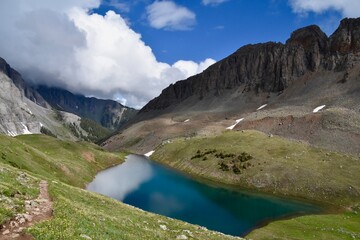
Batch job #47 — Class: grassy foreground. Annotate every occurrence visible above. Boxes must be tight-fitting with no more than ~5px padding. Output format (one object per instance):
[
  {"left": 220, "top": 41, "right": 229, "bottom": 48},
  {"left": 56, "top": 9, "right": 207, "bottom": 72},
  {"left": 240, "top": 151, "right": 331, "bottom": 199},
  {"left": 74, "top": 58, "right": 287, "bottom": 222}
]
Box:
[
  {"left": 0, "top": 134, "right": 240, "bottom": 239},
  {"left": 151, "top": 130, "right": 360, "bottom": 239}
]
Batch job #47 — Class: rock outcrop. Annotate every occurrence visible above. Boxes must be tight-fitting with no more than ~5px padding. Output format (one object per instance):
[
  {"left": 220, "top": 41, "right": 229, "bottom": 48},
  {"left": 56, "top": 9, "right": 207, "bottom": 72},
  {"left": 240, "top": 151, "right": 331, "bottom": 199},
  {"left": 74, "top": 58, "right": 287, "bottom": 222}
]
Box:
[
  {"left": 0, "top": 69, "right": 41, "bottom": 136},
  {"left": 330, "top": 18, "right": 360, "bottom": 54},
  {"left": 141, "top": 18, "right": 360, "bottom": 113}
]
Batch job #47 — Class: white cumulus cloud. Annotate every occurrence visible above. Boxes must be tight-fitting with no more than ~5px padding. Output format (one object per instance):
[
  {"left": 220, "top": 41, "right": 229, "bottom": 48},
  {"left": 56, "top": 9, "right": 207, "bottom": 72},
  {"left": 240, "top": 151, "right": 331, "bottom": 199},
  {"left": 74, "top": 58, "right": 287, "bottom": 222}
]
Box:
[
  {"left": 0, "top": 0, "right": 215, "bottom": 108},
  {"left": 202, "top": 0, "right": 228, "bottom": 6},
  {"left": 289, "top": 0, "right": 360, "bottom": 17},
  {"left": 146, "top": 1, "right": 196, "bottom": 30},
  {"left": 173, "top": 59, "right": 216, "bottom": 78}
]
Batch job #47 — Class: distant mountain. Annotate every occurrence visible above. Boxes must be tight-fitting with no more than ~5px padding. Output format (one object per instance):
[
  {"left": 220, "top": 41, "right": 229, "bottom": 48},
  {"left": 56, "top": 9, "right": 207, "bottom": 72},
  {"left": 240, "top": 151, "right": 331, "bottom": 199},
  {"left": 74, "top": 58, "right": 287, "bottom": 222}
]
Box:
[
  {"left": 37, "top": 86, "right": 138, "bottom": 130},
  {"left": 103, "top": 18, "right": 360, "bottom": 155},
  {"left": 0, "top": 57, "right": 136, "bottom": 141},
  {"left": 0, "top": 58, "right": 48, "bottom": 108},
  {"left": 0, "top": 57, "right": 73, "bottom": 138}
]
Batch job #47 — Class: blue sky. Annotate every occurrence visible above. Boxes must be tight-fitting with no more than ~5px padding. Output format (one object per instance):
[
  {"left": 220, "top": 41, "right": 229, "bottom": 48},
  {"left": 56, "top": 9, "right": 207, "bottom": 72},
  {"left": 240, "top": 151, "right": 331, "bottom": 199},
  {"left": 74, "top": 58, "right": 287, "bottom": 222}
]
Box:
[
  {"left": 94, "top": 0, "right": 343, "bottom": 64},
  {"left": 0, "top": 0, "right": 358, "bottom": 107}
]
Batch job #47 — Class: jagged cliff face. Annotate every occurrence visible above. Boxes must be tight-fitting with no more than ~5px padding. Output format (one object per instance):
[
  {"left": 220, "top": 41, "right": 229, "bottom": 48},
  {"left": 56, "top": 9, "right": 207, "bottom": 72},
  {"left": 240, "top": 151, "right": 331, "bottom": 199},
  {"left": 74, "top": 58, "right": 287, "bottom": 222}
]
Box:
[
  {"left": 330, "top": 18, "right": 360, "bottom": 54},
  {"left": 0, "top": 58, "right": 52, "bottom": 136},
  {"left": 37, "top": 86, "right": 138, "bottom": 130},
  {"left": 141, "top": 18, "right": 360, "bottom": 113},
  {"left": 0, "top": 64, "right": 80, "bottom": 138},
  {"left": 103, "top": 18, "right": 360, "bottom": 154},
  {"left": 0, "top": 71, "right": 41, "bottom": 136}
]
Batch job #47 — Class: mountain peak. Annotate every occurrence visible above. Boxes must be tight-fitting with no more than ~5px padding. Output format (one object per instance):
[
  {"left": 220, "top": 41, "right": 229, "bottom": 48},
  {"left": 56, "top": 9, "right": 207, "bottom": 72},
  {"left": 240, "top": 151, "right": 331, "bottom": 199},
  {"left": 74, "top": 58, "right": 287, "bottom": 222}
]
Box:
[
  {"left": 286, "top": 25, "right": 328, "bottom": 53},
  {"left": 330, "top": 17, "right": 360, "bottom": 54}
]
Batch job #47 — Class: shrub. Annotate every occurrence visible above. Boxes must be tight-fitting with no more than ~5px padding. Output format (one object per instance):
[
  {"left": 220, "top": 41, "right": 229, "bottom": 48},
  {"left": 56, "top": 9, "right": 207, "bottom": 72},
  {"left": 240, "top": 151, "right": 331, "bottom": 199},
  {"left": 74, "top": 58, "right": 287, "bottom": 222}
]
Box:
[
  {"left": 191, "top": 154, "right": 202, "bottom": 160},
  {"left": 233, "top": 163, "right": 242, "bottom": 174},
  {"left": 237, "top": 152, "right": 253, "bottom": 162},
  {"left": 192, "top": 149, "right": 217, "bottom": 160},
  {"left": 219, "top": 161, "right": 230, "bottom": 171},
  {"left": 40, "top": 126, "right": 57, "bottom": 138},
  {"left": 215, "top": 152, "right": 236, "bottom": 159},
  {"left": 204, "top": 149, "right": 217, "bottom": 155}
]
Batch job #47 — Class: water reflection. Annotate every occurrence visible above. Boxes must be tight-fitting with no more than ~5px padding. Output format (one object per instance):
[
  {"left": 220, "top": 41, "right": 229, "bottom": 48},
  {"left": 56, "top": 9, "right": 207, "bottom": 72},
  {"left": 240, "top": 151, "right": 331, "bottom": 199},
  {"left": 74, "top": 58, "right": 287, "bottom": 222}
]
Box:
[
  {"left": 88, "top": 154, "right": 320, "bottom": 236},
  {"left": 87, "top": 156, "right": 153, "bottom": 201}
]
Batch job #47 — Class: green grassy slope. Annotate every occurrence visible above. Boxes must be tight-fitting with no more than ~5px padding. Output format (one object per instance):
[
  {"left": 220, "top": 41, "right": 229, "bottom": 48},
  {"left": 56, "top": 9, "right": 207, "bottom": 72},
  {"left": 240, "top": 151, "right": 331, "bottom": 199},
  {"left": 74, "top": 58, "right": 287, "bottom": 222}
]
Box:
[
  {"left": 247, "top": 207, "right": 360, "bottom": 240},
  {"left": 0, "top": 134, "right": 239, "bottom": 240},
  {"left": 0, "top": 134, "right": 125, "bottom": 187}
]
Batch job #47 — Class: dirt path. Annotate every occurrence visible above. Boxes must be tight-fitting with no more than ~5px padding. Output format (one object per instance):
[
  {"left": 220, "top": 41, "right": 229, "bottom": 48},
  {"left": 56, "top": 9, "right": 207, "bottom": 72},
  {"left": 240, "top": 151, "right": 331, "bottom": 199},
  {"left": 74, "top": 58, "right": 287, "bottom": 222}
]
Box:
[{"left": 0, "top": 180, "right": 53, "bottom": 240}]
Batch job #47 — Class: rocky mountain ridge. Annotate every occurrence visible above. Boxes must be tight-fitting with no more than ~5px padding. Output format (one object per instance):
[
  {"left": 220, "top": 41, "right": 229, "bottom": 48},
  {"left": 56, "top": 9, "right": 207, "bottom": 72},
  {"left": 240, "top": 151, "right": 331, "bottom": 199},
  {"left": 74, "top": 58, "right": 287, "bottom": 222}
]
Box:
[{"left": 141, "top": 18, "right": 360, "bottom": 113}]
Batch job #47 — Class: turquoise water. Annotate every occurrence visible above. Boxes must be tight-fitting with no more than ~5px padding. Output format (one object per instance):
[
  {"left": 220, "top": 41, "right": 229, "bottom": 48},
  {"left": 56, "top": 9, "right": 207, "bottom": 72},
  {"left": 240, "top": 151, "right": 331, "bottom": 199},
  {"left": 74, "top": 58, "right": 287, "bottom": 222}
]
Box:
[{"left": 87, "top": 154, "right": 320, "bottom": 237}]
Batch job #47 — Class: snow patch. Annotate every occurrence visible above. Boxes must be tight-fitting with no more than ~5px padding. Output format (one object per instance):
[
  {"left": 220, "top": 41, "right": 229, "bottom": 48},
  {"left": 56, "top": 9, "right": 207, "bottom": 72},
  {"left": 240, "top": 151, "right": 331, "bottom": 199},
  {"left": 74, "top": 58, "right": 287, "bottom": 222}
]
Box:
[
  {"left": 235, "top": 118, "right": 244, "bottom": 124},
  {"left": 144, "top": 150, "right": 155, "bottom": 157},
  {"left": 39, "top": 122, "right": 44, "bottom": 127},
  {"left": 226, "top": 118, "right": 244, "bottom": 130},
  {"left": 313, "top": 105, "right": 326, "bottom": 113},
  {"left": 257, "top": 104, "right": 267, "bottom": 110},
  {"left": 21, "top": 123, "right": 32, "bottom": 135},
  {"left": 26, "top": 108, "right": 33, "bottom": 115},
  {"left": 7, "top": 130, "right": 17, "bottom": 137},
  {"left": 184, "top": 119, "right": 190, "bottom": 123}
]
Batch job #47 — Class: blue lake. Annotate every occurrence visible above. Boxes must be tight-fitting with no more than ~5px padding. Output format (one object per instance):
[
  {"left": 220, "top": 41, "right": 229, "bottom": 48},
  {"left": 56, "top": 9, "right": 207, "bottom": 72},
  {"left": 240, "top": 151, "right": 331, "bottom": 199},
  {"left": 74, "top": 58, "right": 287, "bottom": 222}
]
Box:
[{"left": 87, "top": 154, "right": 320, "bottom": 237}]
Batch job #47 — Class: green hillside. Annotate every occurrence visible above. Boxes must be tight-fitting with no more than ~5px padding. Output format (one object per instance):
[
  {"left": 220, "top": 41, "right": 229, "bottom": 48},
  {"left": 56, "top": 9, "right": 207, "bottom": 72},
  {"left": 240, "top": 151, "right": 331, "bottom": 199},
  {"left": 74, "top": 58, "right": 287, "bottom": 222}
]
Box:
[
  {"left": 0, "top": 134, "right": 124, "bottom": 187},
  {"left": 0, "top": 134, "right": 239, "bottom": 240}
]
